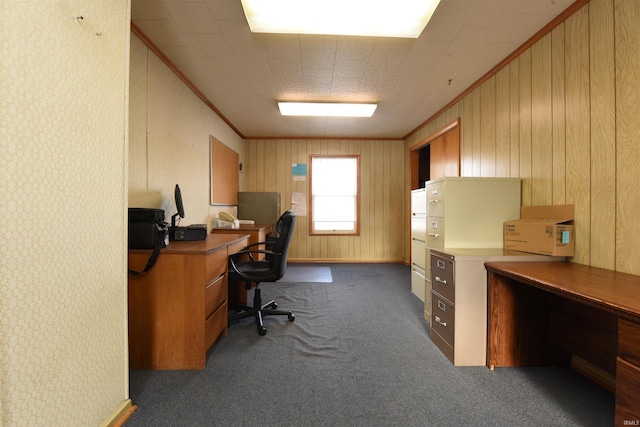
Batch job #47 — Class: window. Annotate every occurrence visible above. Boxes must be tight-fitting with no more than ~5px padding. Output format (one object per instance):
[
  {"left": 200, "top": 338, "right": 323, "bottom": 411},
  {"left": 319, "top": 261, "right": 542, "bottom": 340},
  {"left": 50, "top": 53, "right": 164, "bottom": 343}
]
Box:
[{"left": 309, "top": 155, "right": 360, "bottom": 235}]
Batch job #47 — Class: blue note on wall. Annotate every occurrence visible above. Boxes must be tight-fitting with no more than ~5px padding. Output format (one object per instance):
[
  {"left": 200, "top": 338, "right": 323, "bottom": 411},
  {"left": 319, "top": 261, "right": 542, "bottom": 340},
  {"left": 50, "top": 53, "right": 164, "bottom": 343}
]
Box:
[{"left": 292, "top": 163, "right": 307, "bottom": 176}]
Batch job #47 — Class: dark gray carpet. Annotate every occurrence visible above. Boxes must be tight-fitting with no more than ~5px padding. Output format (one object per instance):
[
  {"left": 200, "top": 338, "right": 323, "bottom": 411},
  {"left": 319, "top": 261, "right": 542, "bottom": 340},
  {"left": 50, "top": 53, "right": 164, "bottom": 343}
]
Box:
[{"left": 127, "top": 263, "right": 614, "bottom": 427}]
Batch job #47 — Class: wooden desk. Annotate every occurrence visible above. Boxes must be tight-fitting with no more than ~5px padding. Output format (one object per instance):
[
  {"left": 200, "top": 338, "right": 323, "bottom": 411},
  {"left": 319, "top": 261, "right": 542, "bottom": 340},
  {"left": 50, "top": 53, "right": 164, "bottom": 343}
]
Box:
[
  {"left": 211, "top": 223, "right": 273, "bottom": 305},
  {"left": 211, "top": 223, "right": 273, "bottom": 247},
  {"left": 485, "top": 261, "right": 640, "bottom": 425},
  {"left": 128, "top": 233, "right": 249, "bottom": 370}
]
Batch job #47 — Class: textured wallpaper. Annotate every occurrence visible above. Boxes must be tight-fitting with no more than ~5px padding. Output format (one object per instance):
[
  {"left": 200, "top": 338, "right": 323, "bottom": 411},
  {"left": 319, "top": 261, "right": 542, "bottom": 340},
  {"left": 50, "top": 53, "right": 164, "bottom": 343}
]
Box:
[{"left": 1, "top": 1, "right": 131, "bottom": 426}]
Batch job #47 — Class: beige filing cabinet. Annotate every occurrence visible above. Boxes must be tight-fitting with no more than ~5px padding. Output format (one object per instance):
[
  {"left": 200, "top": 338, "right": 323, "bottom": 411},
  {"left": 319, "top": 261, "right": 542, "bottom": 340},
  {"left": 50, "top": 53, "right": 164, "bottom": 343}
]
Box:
[
  {"left": 424, "top": 177, "right": 522, "bottom": 327},
  {"left": 425, "top": 177, "right": 522, "bottom": 248},
  {"left": 410, "top": 189, "right": 428, "bottom": 319},
  {"left": 429, "top": 248, "right": 564, "bottom": 366}
]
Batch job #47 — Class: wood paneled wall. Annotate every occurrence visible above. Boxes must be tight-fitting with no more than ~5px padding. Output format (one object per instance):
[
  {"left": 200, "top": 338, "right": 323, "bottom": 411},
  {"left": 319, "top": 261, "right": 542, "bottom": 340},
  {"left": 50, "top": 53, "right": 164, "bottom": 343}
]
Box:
[
  {"left": 405, "top": 0, "right": 640, "bottom": 275},
  {"left": 242, "top": 139, "right": 404, "bottom": 262}
]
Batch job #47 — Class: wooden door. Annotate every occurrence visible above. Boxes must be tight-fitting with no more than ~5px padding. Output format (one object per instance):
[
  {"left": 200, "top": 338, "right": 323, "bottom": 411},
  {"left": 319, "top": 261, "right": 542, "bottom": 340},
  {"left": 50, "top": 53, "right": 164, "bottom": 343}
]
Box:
[{"left": 409, "top": 119, "right": 460, "bottom": 190}]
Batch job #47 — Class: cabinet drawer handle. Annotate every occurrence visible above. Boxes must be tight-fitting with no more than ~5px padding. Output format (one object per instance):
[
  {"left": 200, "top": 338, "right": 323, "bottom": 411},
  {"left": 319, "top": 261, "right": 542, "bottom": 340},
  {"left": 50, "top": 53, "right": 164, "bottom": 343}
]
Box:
[
  {"left": 435, "top": 316, "right": 447, "bottom": 327},
  {"left": 436, "top": 260, "right": 446, "bottom": 270},
  {"left": 437, "top": 300, "right": 446, "bottom": 311},
  {"left": 434, "top": 276, "right": 447, "bottom": 285}
]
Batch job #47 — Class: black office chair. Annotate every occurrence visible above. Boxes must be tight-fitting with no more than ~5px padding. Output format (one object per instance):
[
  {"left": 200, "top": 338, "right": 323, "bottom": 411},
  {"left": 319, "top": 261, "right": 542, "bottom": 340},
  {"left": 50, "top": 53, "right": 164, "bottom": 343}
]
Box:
[
  {"left": 266, "top": 209, "right": 293, "bottom": 248},
  {"left": 228, "top": 211, "right": 297, "bottom": 336}
]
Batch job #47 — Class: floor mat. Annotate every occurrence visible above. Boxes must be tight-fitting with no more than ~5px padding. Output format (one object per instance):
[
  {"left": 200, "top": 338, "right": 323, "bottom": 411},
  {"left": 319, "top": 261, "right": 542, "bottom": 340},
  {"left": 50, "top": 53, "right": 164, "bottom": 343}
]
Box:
[{"left": 280, "top": 266, "right": 332, "bottom": 283}]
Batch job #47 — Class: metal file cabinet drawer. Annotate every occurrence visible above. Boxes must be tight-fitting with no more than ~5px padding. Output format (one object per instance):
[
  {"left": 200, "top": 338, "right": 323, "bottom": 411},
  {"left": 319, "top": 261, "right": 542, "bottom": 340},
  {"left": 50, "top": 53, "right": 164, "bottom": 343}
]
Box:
[
  {"left": 431, "top": 291, "right": 454, "bottom": 346},
  {"left": 431, "top": 252, "right": 454, "bottom": 302},
  {"left": 411, "top": 188, "right": 427, "bottom": 216},
  {"left": 412, "top": 217, "right": 427, "bottom": 243},
  {"left": 426, "top": 180, "right": 445, "bottom": 217},
  {"left": 426, "top": 248, "right": 432, "bottom": 273},
  {"left": 411, "top": 266, "right": 426, "bottom": 302},
  {"left": 426, "top": 216, "right": 444, "bottom": 248},
  {"left": 411, "top": 240, "right": 426, "bottom": 269}
]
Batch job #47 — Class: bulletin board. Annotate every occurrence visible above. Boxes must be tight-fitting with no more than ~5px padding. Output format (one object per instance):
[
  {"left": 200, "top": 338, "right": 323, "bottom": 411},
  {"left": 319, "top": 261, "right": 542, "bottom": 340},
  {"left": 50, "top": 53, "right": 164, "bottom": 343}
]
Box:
[{"left": 210, "top": 137, "right": 239, "bottom": 205}]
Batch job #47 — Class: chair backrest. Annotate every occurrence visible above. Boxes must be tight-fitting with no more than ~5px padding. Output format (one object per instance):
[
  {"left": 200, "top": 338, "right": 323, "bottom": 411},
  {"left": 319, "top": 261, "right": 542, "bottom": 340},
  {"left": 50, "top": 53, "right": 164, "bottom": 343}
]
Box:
[
  {"left": 270, "top": 211, "right": 296, "bottom": 279},
  {"left": 274, "top": 210, "right": 293, "bottom": 237}
]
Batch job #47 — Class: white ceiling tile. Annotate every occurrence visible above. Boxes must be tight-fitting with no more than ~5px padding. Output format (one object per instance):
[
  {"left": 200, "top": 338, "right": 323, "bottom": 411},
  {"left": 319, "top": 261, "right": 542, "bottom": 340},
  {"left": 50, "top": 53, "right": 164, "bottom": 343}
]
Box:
[
  {"left": 132, "top": 0, "right": 171, "bottom": 20},
  {"left": 131, "top": 0, "right": 575, "bottom": 138},
  {"left": 160, "top": 1, "right": 218, "bottom": 34},
  {"left": 186, "top": 33, "right": 230, "bottom": 57},
  {"left": 135, "top": 19, "right": 191, "bottom": 47}
]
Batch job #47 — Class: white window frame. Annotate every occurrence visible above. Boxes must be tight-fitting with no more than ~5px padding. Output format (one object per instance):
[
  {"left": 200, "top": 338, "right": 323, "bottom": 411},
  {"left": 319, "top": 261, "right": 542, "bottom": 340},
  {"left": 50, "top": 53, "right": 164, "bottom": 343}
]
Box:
[{"left": 309, "top": 154, "right": 360, "bottom": 236}]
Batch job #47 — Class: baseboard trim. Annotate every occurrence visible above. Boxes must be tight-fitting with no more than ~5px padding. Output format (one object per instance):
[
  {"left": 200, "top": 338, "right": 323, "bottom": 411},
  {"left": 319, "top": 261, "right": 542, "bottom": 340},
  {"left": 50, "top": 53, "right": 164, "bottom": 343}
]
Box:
[
  {"left": 570, "top": 355, "right": 615, "bottom": 393},
  {"left": 289, "top": 258, "right": 405, "bottom": 264},
  {"left": 101, "top": 400, "right": 137, "bottom": 427}
]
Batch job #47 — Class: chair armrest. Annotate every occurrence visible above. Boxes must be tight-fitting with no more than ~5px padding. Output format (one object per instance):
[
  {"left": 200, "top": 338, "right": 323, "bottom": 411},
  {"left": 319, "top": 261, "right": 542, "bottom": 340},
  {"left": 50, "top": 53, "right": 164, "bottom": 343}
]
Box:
[
  {"left": 228, "top": 249, "right": 281, "bottom": 282},
  {"left": 241, "top": 241, "right": 269, "bottom": 250},
  {"left": 229, "top": 248, "right": 278, "bottom": 259},
  {"left": 239, "top": 241, "right": 275, "bottom": 260}
]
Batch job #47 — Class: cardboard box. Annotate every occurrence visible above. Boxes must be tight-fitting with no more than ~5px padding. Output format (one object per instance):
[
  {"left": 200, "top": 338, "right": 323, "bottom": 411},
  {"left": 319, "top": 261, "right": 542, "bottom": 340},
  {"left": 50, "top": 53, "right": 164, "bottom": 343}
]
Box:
[{"left": 503, "top": 205, "right": 574, "bottom": 257}]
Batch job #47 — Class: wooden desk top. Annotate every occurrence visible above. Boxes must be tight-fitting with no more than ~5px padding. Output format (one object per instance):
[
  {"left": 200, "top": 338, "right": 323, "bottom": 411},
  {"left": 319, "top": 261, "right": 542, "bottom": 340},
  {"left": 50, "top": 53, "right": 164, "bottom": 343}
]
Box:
[
  {"left": 485, "top": 261, "right": 640, "bottom": 321},
  {"left": 129, "top": 233, "right": 249, "bottom": 255},
  {"left": 211, "top": 223, "right": 273, "bottom": 233}
]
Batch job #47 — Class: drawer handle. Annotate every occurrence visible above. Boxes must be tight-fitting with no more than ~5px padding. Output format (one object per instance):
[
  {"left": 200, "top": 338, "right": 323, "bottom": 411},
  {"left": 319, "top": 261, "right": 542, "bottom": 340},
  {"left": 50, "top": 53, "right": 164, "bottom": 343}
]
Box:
[
  {"left": 206, "top": 273, "right": 225, "bottom": 289},
  {"left": 435, "top": 316, "right": 447, "bottom": 327},
  {"left": 437, "top": 300, "right": 446, "bottom": 311},
  {"left": 428, "top": 233, "right": 440, "bottom": 238},
  {"left": 436, "top": 260, "right": 446, "bottom": 270},
  {"left": 434, "top": 276, "right": 447, "bottom": 285}
]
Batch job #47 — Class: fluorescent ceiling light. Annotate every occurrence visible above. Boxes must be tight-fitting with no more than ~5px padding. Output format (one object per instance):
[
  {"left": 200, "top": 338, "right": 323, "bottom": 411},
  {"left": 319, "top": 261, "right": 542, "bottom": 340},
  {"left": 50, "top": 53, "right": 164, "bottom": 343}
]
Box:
[
  {"left": 241, "top": 0, "right": 441, "bottom": 38},
  {"left": 278, "top": 102, "right": 377, "bottom": 117}
]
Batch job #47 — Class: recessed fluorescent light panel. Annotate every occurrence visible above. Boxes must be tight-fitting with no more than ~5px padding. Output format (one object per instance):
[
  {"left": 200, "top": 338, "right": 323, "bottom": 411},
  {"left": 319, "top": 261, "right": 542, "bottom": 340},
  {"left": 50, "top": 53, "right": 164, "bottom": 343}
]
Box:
[
  {"left": 278, "top": 102, "right": 377, "bottom": 117},
  {"left": 241, "top": 0, "right": 441, "bottom": 38}
]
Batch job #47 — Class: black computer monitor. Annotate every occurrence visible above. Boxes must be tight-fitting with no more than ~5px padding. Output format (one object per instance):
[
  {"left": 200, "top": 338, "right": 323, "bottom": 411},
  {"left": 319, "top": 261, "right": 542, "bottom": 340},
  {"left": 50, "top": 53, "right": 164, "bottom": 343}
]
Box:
[{"left": 171, "top": 184, "right": 185, "bottom": 229}]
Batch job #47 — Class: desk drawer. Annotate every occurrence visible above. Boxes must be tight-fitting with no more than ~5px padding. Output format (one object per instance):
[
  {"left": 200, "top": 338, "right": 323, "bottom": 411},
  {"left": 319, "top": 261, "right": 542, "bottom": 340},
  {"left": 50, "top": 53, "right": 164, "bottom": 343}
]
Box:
[
  {"left": 431, "top": 253, "right": 454, "bottom": 302},
  {"left": 227, "top": 240, "right": 248, "bottom": 256},
  {"left": 205, "top": 249, "right": 227, "bottom": 284},
  {"left": 205, "top": 302, "right": 227, "bottom": 351},
  {"left": 431, "top": 291, "right": 454, "bottom": 346},
  {"left": 616, "top": 357, "right": 640, "bottom": 425},
  {"left": 205, "top": 274, "right": 226, "bottom": 318},
  {"left": 619, "top": 318, "right": 640, "bottom": 366}
]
